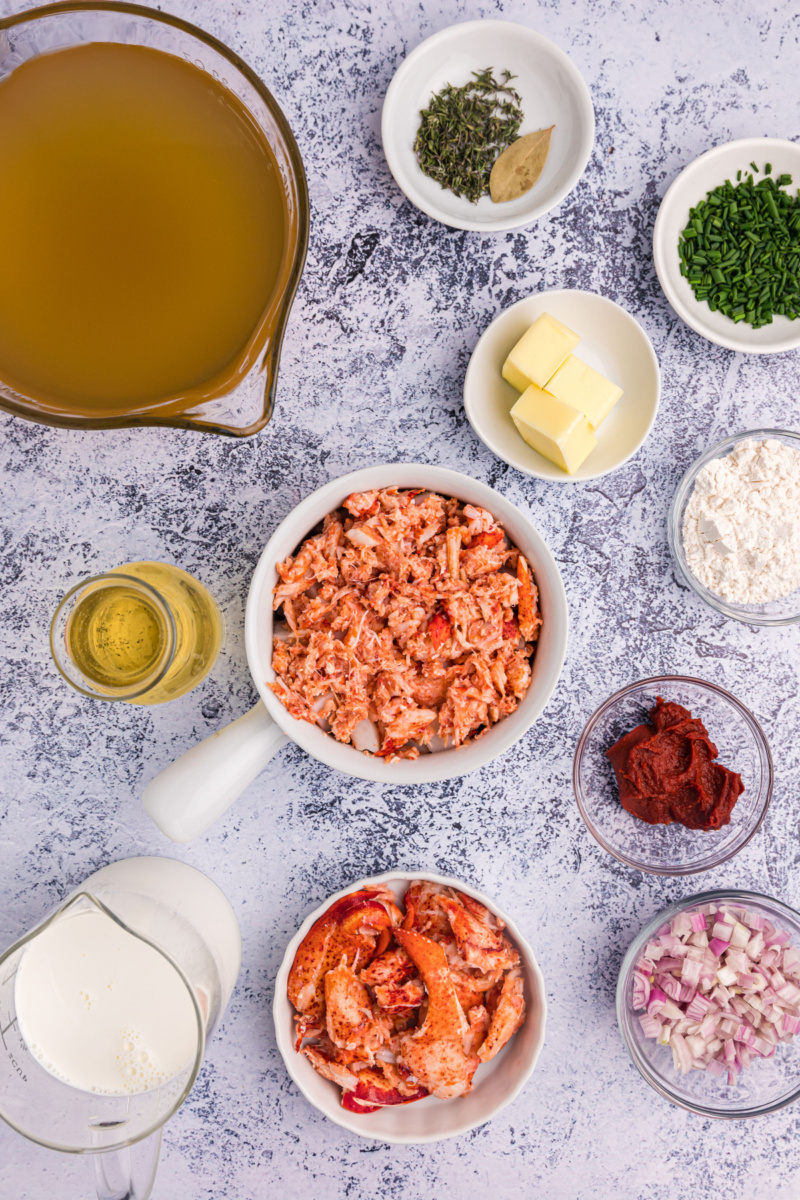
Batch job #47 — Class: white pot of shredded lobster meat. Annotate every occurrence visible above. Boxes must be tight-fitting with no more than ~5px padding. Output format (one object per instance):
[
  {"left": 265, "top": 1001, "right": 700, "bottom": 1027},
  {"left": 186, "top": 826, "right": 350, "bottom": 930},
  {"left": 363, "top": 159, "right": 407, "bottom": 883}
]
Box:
[
  {"left": 143, "top": 464, "right": 569, "bottom": 841},
  {"left": 273, "top": 870, "right": 547, "bottom": 1143}
]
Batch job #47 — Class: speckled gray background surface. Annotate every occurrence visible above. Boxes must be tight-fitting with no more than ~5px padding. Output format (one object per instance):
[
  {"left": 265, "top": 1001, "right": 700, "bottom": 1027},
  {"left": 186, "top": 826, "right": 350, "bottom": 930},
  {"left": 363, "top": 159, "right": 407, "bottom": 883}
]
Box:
[{"left": 1, "top": 0, "right": 800, "bottom": 1196}]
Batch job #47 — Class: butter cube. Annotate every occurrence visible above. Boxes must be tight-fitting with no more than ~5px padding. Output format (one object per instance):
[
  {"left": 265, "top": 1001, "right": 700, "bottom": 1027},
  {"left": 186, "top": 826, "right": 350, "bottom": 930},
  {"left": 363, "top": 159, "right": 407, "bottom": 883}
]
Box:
[
  {"left": 502, "top": 313, "right": 580, "bottom": 391},
  {"left": 510, "top": 384, "right": 597, "bottom": 474},
  {"left": 545, "top": 355, "right": 623, "bottom": 430}
]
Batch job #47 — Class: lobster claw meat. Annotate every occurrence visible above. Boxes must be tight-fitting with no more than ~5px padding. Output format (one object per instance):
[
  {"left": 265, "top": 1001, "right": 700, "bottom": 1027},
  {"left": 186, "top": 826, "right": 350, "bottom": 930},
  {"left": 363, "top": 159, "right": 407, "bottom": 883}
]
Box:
[
  {"left": 478, "top": 966, "right": 526, "bottom": 1063},
  {"left": 293, "top": 1013, "right": 324, "bottom": 1053},
  {"left": 288, "top": 887, "right": 401, "bottom": 1018},
  {"left": 404, "top": 880, "right": 452, "bottom": 940},
  {"left": 359, "top": 945, "right": 415, "bottom": 987},
  {"left": 435, "top": 892, "right": 520, "bottom": 976},
  {"left": 324, "top": 957, "right": 388, "bottom": 1059},
  {"left": 373, "top": 977, "right": 426, "bottom": 1012},
  {"left": 301, "top": 1045, "right": 360, "bottom": 1091},
  {"left": 393, "top": 927, "right": 478, "bottom": 1100}
]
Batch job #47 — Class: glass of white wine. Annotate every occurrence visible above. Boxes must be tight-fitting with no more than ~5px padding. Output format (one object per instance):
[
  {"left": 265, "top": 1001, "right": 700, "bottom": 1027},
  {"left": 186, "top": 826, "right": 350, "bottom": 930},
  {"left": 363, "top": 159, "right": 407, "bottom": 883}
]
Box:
[{"left": 50, "top": 562, "right": 223, "bottom": 704}]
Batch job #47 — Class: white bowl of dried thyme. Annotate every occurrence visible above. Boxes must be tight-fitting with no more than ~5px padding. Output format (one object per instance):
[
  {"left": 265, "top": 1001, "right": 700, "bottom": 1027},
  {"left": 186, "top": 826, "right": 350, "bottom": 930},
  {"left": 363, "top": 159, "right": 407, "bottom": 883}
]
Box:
[{"left": 381, "top": 19, "right": 594, "bottom": 233}]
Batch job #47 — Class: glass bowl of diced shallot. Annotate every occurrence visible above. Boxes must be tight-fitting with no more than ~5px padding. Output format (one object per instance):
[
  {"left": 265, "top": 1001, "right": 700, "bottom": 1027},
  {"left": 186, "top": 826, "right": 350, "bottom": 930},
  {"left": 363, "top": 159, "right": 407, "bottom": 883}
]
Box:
[{"left": 618, "top": 890, "right": 800, "bottom": 1118}]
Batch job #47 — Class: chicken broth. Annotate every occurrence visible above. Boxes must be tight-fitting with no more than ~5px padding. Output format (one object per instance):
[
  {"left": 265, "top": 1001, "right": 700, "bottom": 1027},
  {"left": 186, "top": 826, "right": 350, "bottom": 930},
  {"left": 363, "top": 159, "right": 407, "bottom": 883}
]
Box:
[{"left": 0, "top": 42, "right": 287, "bottom": 415}]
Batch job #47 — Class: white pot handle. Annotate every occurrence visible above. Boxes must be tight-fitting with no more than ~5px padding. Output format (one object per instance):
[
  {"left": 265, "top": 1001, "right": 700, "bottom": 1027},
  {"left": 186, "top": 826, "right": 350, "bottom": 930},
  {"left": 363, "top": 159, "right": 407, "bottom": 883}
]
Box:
[{"left": 142, "top": 701, "right": 289, "bottom": 842}]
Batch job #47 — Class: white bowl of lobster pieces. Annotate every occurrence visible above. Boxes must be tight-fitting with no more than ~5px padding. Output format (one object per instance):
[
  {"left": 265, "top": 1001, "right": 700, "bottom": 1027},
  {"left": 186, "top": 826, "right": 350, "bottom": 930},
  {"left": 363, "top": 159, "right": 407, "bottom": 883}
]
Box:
[
  {"left": 144, "top": 464, "right": 568, "bottom": 842},
  {"left": 273, "top": 870, "right": 547, "bottom": 1143}
]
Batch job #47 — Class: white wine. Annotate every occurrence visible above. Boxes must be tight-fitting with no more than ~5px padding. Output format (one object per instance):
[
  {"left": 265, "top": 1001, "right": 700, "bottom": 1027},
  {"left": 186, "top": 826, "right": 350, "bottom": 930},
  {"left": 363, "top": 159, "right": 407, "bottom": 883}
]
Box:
[{"left": 65, "top": 562, "right": 222, "bottom": 704}]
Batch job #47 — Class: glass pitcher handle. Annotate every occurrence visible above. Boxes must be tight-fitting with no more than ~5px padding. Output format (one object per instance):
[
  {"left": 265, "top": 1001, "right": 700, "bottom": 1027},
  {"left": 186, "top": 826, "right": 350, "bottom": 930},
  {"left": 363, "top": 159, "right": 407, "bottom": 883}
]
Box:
[{"left": 92, "top": 1129, "right": 162, "bottom": 1200}]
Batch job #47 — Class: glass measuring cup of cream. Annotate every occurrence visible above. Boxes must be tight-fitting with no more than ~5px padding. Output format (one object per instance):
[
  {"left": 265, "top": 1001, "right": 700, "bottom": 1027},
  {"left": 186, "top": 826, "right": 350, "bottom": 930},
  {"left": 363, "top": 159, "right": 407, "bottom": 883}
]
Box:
[
  {"left": 0, "top": 856, "right": 241, "bottom": 1200},
  {"left": 50, "top": 561, "right": 223, "bottom": 704}
]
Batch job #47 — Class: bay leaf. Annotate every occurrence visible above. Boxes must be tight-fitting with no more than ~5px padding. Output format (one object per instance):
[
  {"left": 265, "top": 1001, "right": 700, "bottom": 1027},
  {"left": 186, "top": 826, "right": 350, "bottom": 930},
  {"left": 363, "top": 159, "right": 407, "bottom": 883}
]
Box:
[{"left": 490, "top": 126, "right": 555, "bottom": 203}]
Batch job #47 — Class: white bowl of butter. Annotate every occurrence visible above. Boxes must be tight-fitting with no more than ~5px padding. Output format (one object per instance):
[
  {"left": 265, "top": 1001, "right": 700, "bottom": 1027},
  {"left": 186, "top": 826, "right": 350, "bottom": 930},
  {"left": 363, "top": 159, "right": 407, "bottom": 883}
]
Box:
[{"left": 464, "top": 289, "right": 661, "bottom": 482}]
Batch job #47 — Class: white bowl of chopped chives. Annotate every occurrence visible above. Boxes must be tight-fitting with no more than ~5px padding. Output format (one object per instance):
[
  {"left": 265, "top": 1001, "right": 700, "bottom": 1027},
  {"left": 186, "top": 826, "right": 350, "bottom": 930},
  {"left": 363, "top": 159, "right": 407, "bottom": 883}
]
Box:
[
  {"left": 654, "top": 137, "right": 800, "bottom": 354},
  {"left": 381, "top": 19, "right": 594, "bottom": 233}
]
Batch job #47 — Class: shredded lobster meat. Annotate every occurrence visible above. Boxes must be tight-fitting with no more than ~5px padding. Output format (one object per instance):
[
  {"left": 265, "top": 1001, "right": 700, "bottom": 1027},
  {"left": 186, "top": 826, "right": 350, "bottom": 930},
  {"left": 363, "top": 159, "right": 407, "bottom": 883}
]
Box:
[
  {"left": 288, "top": 882, "right": 527, "bottom": 1109},
  {"left": 268, "top": 488, "right": 541, "bottom": 760}
]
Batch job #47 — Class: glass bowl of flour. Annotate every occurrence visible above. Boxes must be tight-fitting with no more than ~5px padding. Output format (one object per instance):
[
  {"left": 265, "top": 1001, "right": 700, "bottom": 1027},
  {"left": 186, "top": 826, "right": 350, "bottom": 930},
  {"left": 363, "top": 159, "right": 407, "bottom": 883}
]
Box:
[{"left": 669, "top": 429, "right": 800, "bottom": 626}]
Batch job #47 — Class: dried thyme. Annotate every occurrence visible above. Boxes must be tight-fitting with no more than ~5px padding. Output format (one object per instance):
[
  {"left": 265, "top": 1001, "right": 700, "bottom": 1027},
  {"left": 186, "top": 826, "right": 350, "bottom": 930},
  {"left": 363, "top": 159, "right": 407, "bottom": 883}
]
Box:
[
  {"left": 413, "top": 68, "right": 523, "bottom": 204},
  {"left": 678, "top": 165, "right": 800, "bottom": 328}
]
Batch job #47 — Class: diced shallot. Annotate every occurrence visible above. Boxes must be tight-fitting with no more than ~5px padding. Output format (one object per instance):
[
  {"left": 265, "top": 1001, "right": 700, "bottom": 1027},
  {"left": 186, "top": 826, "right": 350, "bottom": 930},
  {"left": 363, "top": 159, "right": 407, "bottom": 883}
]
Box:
[
  {"left": 681, "top": 958, "right": 702, "bottom": 987},
  {"left": 632, "top": 971, "right": 650, "bottom": 1009},
  {"left": 670, "top": 1032, "right": 693, "bottom": 1074},
  {"left": 729, "top": 923, "right": 751, "bottom": 949},
  {"left": 746, "top": 932, "right": 765, "bottom": 960},
  {"left": 671, "top": 913, "right": 693, "bottom": 939},
  {"left": 783, "top": 948, "right": 800, "bottom": 974},
  {"left": 632, "top": 903, "right": 800, "bottom": 1085},
  {"left": 659, "top": 974, "right": 682, "bottom": 1002},
  {"left": 777, "top": 982, "right": 800, "bottom": 1006},
  {"left": 638, "top": 1013, "right": 662, "bottom": 1038},
  {"left": 686, "top": 994, "right": 713, "bottom": 1022}
]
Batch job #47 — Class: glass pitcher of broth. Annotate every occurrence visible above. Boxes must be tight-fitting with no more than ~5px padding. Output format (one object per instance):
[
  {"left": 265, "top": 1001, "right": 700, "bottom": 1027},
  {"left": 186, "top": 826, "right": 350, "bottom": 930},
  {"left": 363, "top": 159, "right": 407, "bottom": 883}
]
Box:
[
  {"left": 0, "top": 2, "right": 308, "bottom": 437},
  {"left": 0, "top": 856, "right": 241, "bottom": 1200},
  {"left": 50, "top": 561, "right": 223, "bottom": 704}
]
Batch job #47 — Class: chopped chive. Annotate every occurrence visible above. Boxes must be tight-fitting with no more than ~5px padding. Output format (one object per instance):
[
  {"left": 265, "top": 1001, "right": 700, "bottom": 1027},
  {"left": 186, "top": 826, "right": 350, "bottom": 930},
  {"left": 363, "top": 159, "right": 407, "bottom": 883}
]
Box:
[{"left": 678, "top": 167, "right": 800, "bottom": 329}]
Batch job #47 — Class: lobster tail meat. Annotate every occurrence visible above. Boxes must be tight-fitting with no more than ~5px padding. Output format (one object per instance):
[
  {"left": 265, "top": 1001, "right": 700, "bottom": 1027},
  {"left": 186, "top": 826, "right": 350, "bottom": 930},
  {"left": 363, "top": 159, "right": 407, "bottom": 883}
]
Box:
[{"left": 477, "top": 967, "right": 526, "bottom": 1063}]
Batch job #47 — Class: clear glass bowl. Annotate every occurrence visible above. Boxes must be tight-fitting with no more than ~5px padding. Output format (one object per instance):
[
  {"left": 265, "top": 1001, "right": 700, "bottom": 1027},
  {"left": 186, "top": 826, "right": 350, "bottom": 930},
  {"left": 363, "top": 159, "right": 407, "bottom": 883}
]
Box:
[
  {"left": 668, "top": 428, "right": 800, "bottom": 625},
  {"left": 573, "top": 676, "right": 772, "bottom": 875},
  {"left": 618, "top": 889, "right": 800, "bottom": 1118}
]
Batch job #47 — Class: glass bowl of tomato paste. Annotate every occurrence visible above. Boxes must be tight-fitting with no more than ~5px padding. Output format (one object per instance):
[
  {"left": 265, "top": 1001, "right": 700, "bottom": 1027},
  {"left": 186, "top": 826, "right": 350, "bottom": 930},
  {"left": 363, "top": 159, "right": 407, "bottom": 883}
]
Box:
[
  {"left": 573, "top": 676, "right": 772, "bottom": 876},
  {"left": 618, "top": 889, "right": 800, "bottom": 1117}
]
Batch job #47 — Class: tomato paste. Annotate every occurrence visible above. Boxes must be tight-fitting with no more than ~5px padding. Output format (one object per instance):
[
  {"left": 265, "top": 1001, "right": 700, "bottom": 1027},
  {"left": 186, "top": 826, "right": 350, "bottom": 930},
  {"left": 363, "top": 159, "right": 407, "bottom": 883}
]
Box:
[{"left": 606, "top": 697, "right": 744, "bottom": 831}]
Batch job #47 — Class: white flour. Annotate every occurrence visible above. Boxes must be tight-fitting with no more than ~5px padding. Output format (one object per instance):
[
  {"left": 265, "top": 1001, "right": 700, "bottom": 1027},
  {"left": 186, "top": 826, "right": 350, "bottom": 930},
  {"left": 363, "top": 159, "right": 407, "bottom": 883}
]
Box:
[{"left": 682, "top": 437, "right": 800, "bottom": 605}]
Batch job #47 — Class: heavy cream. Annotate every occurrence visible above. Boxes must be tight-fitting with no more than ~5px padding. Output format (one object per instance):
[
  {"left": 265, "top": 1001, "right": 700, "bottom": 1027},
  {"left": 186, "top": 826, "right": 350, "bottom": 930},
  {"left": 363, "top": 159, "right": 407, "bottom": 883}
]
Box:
[{"left": 15, "top": 905, "right": 199, "bottom": 1096}]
